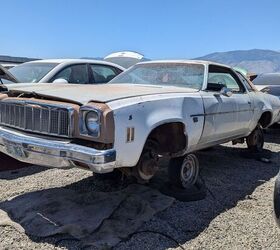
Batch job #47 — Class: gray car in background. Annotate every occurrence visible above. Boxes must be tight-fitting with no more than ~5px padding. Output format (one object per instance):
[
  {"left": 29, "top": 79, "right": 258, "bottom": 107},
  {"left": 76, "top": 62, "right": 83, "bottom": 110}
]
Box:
[{"left": 253, "top": 73, "right": 280, "bottom": 99}]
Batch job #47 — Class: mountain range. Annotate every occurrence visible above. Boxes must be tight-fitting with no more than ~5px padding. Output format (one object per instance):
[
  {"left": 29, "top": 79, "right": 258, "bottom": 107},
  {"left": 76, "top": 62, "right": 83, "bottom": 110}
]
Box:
[
  {"left": 1, "top": 49, "right": 280, "bottom": 74},
  {"left": 195, "top": 49, "right": 280, "bottom": 74}
]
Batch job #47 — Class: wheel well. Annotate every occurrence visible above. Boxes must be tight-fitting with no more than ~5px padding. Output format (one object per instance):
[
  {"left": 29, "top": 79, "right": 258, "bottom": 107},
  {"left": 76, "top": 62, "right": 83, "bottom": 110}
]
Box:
[
  {"left": 147, "top": 122, "right": 187, "bottom": 155},
  {"left": 259, "top": 112, "right": 272, "bottom": 128}
]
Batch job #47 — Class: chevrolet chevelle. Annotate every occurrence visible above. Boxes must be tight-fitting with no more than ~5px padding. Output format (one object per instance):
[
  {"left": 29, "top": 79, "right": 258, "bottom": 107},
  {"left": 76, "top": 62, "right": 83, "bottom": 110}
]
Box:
[{"left": 0, "top": 60, "right": 280, "bottom": 188}]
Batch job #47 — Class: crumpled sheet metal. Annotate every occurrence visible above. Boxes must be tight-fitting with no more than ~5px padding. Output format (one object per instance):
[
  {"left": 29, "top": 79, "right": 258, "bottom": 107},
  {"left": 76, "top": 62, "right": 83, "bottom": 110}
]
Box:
[{"left": 0, "top": 184, "right": 174, "bottom": 248}]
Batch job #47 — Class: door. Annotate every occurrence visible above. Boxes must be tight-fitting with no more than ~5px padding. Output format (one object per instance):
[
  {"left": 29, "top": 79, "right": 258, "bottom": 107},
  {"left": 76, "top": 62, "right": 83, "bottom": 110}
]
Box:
[
  {"left": 235, "top": 71, "right": 255, "bottom": 132},
  {"left": 199, "top": 65, "right": 252, "bottom": 144}
]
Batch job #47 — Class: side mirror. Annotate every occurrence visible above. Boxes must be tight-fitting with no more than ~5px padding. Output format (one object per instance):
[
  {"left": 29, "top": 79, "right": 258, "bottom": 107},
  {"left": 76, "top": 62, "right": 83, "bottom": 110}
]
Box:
[
  {"left": 220, "top": 87, "right": 233, "bottom": 97},
  {"left": 53, "top": 78, "right": 68, "bottom": 84}
]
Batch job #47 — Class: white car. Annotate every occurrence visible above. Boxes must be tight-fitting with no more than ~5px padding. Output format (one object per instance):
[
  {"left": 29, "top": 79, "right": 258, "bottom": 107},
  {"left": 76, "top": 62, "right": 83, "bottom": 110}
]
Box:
[
  {"left": 0, "top": 60, "right": 280, "bottom": 188},
  {"left": 4, "top": 59, "right": 124, "bottom": 84}
]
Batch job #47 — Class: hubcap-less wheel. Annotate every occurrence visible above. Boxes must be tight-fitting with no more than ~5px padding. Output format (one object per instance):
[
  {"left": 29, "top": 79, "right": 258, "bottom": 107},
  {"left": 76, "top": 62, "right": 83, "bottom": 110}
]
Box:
[
  {"left": 133, "top": 139, "right": 159, "bottom": 183},
  {"left": 137, "top": 153, "right": 158, "bottom": 181},
  {"left": 246, "top": 125, "right": 264, "bottom": 152},
  {"left": 168, "top": 153, "right": 199, "bottom": 189}
]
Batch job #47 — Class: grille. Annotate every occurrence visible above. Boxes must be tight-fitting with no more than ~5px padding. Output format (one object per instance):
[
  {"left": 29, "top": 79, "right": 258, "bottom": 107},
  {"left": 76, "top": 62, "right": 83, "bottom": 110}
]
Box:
[{"left": 0, "top": 102, "right": 72, "bottom": 137}]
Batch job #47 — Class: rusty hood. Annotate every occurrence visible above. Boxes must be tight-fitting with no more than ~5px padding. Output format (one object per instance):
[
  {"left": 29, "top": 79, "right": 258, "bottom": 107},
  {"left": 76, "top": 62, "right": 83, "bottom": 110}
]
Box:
[{"left": 6, "top": 83, "right": 198, "bottom": 105}]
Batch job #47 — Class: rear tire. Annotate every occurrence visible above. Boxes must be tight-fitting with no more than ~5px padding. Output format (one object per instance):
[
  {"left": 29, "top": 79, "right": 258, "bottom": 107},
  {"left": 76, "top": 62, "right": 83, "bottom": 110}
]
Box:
[
  {"left": 246, "top": 125, "right": 264, "bottom": 152},
  {"left": 168, "top": 154, "right": 199, "bottom": 189}
]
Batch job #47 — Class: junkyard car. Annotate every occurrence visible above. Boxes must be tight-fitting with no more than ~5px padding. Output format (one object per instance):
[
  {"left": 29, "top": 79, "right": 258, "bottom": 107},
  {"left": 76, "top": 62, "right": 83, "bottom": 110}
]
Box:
[
  {"left": 253, "top": 73, "right": 280, "bottom": 99},
  {"left": 3, "top": 59, "right": 124, "bottom": 84},
  {"left": 0, "top": 60, "right": 280, "bottom": 187}
]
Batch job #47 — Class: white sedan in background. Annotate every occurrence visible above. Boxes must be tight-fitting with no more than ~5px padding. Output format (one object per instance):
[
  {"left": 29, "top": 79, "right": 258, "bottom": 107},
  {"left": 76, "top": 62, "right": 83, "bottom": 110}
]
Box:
[{"left": 3, "top": 59, "right": 124, "bottom": 84}]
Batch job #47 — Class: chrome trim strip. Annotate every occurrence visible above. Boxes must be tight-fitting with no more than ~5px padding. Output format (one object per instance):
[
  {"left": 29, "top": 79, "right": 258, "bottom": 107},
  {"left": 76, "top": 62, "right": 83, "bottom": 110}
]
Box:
[
  {"left": 0, "top": 126, "right": 116, "bottom": 173},
  {"left": 190, "top": 109, "right": 254, "bottom": 117}
]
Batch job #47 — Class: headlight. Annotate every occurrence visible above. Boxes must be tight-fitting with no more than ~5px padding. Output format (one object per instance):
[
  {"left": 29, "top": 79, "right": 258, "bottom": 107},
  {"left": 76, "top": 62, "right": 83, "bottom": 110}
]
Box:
[{"left": 85, "top": 111, "right": 100, "bottom": 137}]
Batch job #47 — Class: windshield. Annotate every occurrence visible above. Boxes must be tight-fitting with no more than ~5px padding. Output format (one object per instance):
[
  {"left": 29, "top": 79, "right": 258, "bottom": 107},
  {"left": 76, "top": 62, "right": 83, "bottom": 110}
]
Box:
[
  {"left": 110, "top": 63, "right": 205, "bottom": 90},
  {"left": 6, "top": 62, "right": 58, "bottom": 83}
]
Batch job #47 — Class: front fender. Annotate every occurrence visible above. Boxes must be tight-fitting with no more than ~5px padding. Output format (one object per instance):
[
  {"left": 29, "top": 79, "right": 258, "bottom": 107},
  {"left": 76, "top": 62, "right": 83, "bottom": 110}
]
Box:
[
  {"left": 252, "top": 92, "right": 280, "bottom": 127},
  {"left": 262, "top": 93, "right": 280, "bottom": 125},
  {"left": 110, "top": 94, "right": 204, "bottom": 167}
]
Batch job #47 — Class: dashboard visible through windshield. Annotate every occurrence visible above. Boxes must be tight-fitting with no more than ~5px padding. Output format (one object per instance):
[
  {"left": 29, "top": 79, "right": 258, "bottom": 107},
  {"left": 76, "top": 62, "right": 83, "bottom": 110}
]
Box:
[
  {"left": 110, "top": 63, "right": 205, "bottom": 90},
  {"left": 5, "top": 62, "right": 58, "bottom": 83}
]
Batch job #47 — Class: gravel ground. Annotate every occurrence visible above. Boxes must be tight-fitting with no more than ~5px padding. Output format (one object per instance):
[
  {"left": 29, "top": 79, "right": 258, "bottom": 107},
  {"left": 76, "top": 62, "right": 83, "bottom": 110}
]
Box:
[{"left": 0, "top": 129, "right": 279, "bottom": 250}]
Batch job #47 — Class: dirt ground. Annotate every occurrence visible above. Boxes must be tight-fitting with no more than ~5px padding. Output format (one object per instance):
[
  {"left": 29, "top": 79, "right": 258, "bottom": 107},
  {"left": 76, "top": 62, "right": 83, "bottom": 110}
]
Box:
[{"left": 0, "top": 129, "right": 280, "bottom": 250}]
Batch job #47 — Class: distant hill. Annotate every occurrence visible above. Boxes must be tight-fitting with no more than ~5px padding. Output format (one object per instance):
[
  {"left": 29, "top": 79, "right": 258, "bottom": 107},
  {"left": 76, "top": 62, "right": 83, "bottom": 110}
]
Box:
[
  {"left": 195, "top": 49, "right": 280, "bottom": 74},
  {"left": 0, "top": 55, "right": 39, "bottom": 64}
]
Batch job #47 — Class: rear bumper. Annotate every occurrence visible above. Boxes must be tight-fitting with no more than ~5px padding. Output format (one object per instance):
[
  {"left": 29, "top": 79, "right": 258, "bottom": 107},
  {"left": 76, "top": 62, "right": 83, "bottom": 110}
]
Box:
[{"left": 0, "top": 126, "right": 116, "bottom": 173}]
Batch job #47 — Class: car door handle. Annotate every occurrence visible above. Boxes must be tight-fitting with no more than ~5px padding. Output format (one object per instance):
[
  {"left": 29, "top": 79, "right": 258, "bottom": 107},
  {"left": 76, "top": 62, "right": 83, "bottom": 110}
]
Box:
[{"left": 248, "top": 101, "right": 251, "bottom": 105}]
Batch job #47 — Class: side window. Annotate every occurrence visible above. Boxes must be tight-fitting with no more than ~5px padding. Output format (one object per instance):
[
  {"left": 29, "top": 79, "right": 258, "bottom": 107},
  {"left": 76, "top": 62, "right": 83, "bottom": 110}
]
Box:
[
  {"left": 52, "top": 64, "right": 88, "bottom": 84},
  {"left": 90, "top": 64, "right": 120, "bottom": 83},
  {"left": 207, "top": 65, "right": 245, "bottom": 93},
  {"left": 236, "top": 72, "right": 254, "bottom": 92}
]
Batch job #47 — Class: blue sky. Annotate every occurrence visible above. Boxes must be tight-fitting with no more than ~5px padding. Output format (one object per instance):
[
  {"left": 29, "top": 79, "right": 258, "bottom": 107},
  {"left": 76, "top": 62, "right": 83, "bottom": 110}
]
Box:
[{"left": 1, "top": 0, "right": 280, "bottom": 59}]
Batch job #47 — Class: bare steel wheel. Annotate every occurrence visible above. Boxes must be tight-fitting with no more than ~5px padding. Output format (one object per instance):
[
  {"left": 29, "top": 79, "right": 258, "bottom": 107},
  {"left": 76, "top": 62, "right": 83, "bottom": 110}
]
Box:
[
  {"left": 246, "top": 125, "right": 264, "bottom": 152},
  {"left": 133, "top": 139, "right": 159, "bottom": 183},
  {"left": 168, "top": 153, "right": 199, "bottom": 189}
]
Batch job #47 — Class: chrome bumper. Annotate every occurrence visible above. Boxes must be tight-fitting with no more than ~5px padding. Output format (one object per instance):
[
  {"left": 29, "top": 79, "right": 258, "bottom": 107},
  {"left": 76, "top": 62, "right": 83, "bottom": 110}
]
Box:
[{"left": 0, "top": 126, "right": 116, "bottom": 173}]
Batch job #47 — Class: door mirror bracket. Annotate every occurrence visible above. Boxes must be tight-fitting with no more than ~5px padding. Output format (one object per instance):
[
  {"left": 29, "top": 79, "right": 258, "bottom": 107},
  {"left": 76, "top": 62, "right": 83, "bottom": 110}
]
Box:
[{"left": 220, "top": 87, "right": 233, "bottom": 97}]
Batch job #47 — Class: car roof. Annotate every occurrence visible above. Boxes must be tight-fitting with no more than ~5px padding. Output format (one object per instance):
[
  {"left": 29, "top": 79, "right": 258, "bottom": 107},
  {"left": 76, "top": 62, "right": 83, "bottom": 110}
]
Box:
[
  {"left": 23, "top": 59, "right": 125, "bottom": 70},
  {"left": 136, "top": 59, "right": 231, "bottom": 68}
]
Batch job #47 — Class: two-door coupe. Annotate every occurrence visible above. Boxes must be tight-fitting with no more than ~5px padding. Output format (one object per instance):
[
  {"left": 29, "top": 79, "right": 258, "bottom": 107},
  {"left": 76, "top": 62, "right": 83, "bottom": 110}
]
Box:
[{"left": 0, "top": 60, "right": 279, "bottom": 187}]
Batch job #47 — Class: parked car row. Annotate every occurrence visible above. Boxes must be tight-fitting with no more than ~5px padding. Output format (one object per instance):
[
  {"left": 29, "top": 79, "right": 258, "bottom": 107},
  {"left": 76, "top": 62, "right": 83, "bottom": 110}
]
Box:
[
  {"left": 2, "top": 56, "right": 280, "bottom": 225},
  {"left": 0, "top": 59, "right": 280, "bottom": 187}
]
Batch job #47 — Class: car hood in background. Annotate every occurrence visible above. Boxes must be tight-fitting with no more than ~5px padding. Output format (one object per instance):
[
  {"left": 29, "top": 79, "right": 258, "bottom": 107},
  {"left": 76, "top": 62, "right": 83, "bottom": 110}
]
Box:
[
  {"left": 104, "top": 51, "right": 150, "bottom": 68},
  {"left": 7, "top": 83, "right": 198, "bottom": 104}
]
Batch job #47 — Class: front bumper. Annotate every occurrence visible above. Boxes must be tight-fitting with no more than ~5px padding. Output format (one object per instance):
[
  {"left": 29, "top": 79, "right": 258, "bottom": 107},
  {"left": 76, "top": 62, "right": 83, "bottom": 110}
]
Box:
[{"left": 0, "top": 126, "right": 116, "bottom": 173}]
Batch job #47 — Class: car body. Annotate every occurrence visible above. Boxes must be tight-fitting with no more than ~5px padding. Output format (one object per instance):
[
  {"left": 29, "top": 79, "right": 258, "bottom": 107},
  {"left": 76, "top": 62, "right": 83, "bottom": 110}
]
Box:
[
  {"left": 253, "top": 73, "right": 280, "bottom": 99},
  {"left": 0, "top": 60, "right": 280, "bottom": 185},
  {"left": 3, "top": 59, "right": 124, "bottom": 85}
]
